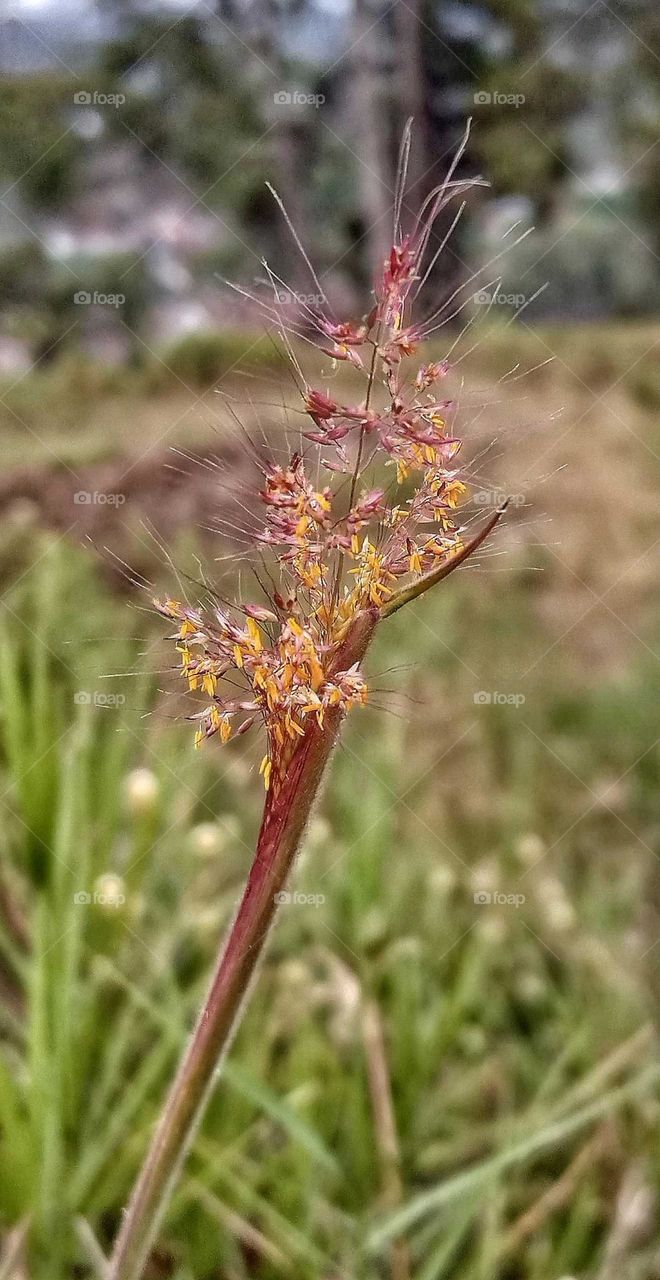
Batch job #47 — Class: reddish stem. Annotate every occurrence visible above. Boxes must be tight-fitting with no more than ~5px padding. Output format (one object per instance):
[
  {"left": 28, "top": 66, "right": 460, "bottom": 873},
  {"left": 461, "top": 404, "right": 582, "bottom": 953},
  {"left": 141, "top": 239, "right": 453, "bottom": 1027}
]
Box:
[{"left": 108, "top": 607, "right": 378, "bottom": 1280}]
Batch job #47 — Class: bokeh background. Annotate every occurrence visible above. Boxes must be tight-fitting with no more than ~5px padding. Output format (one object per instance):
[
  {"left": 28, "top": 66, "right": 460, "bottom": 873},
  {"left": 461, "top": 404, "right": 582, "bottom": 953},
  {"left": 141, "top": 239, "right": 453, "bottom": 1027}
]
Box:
[{"left": 1, "top": 2, "right": 660, "bottom": 1278}]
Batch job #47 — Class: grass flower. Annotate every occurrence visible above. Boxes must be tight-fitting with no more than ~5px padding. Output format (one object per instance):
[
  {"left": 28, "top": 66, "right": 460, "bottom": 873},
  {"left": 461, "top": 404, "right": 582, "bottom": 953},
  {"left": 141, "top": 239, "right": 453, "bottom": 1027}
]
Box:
[{"left": 108, "top": 125, "right": 506, "bottom": 1280}]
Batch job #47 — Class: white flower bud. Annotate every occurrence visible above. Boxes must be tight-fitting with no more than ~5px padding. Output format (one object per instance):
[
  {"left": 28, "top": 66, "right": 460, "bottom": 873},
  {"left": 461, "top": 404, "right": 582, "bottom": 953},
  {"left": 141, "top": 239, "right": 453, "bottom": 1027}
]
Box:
[
  {"left": 93, "top": 872, "right": 126, "bottom": 910},
  {"left": 515, "top": 833, "right": 545, "bottom": 865},
  {"left": 189, "top": 823, "right": 226, "bottom": 857},
  {"left": 123, "top": 768, "right": 159, "bottom": 816}
]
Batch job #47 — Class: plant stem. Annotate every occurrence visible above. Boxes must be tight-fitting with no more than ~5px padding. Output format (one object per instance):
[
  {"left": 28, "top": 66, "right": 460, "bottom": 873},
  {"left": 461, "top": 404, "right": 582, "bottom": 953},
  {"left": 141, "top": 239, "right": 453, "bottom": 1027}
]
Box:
[
  {"left": 381, "top": 503, "right": 507, "bottom": 618},
  {"left": 107, "top": 607, "right": 378, "bottom": 1280}
]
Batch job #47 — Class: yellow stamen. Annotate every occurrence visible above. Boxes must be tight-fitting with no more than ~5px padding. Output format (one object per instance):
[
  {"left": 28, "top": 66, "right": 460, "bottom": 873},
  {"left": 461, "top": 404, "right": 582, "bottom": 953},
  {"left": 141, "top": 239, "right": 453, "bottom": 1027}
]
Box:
[
  {"left": 259, "top": 755, "right": 272, "bottom": 789},
  {"left": 246, "top": 616, "right": 263, "bottom": 651}
]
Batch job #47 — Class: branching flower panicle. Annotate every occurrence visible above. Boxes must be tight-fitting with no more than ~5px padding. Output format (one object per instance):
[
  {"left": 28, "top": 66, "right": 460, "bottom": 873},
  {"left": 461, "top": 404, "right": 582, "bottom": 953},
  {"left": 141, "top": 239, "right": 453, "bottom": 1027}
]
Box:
[{"left": 155, "top": 131, "right": 503, "bottom": 794}]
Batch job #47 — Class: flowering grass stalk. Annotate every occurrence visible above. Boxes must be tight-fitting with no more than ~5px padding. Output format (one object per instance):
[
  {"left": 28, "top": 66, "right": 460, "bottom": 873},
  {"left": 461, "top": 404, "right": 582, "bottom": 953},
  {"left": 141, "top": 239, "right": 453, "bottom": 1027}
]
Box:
[{"left": 108, "top": 127, "right": 505, "bottom": 1280}]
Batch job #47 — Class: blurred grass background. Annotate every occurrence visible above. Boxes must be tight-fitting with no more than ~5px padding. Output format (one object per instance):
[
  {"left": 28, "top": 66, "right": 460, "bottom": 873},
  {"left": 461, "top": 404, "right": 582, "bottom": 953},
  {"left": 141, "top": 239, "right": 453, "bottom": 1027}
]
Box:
[
  {"left": 2, "top": 0, "right": 660, "bottom": 1273},
  {"left": 0, "top": 322, "right": 659, "bottom": 1278}
]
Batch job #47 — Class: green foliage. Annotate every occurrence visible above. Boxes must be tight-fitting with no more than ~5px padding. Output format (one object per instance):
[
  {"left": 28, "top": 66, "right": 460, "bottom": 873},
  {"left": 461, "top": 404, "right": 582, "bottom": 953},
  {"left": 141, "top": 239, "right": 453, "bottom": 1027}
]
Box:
[
  {"left": 0, "top": 479, "right": 657, "bottom": 1277},
  {"left": 155, "top": 329, "right": 286, "bottom": 389},
  {"left": 477, "top": 205, "right": 660, "bottom": 319},
  {"left": 0, "top": 75, "right": 79, "bottom": 208},
  {"left": 100, "top": 17, "right": 267, "bottom": 206}
]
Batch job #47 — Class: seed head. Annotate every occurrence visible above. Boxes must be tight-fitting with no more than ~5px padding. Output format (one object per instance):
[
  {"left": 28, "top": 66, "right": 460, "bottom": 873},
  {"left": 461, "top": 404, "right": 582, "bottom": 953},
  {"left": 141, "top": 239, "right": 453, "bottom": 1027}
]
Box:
[{"left": 155, "top": 134, "right": 503, "bottom": 789}]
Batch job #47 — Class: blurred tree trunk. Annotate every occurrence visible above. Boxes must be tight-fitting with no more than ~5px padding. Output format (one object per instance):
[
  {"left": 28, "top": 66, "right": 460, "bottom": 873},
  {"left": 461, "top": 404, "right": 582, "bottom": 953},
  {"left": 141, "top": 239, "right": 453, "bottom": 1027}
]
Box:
[
  {"left": 394, "top": 0, "right": 470, "bottom": 305},
  {"left": 349, "top": 0, "right": 394, "bottom": 289},
  {"left": 218, "top": 0, "right": 312, "bottom": 290},
  {"left": 394, "top": 0, "right": 429, "bottom": 197},
  {"left": 347, "top": 0, "right": 471, "bottom": 307}
]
